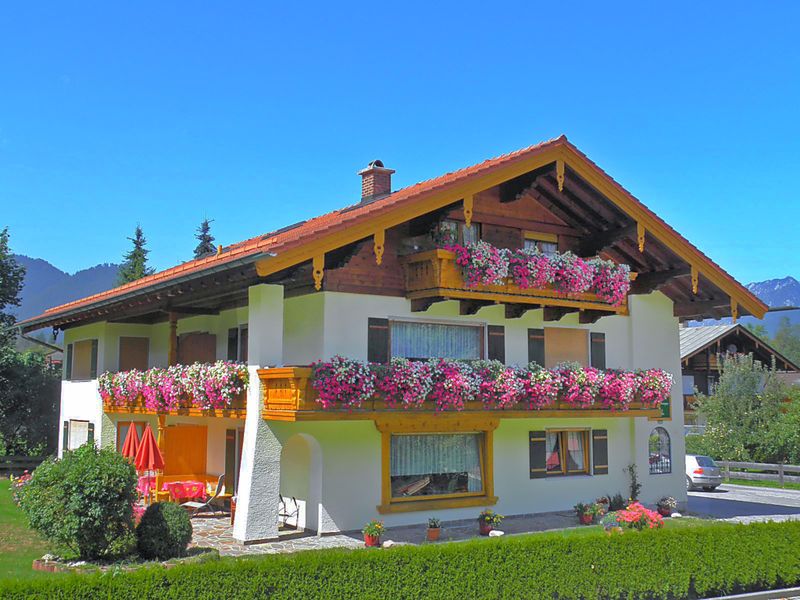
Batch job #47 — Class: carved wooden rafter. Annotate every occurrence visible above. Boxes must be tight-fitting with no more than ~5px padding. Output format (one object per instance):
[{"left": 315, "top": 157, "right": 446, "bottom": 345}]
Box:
[
  {"left": 504, "top": 303, "right": 536, "bottom": 319},
  {"left": 312, "top": 254, "right": 325, "bottom": 291},
  {"left": 579, "top": 310, "right": 607, "bottom": 324},
  {"left": 543, "top": 306, "right": 578, "bottom": 322},
  {"left": 463, "top": 195, "right": 474, "bottom": 228},
  {"left": 629, "top": 265, "right": 691, "bottom": 295},
  {"left": 459, "top": 299, "right": 493, "bottom": 316},
  {"left": 373, "top": 229, "right": 385, "bottom": 265},
  {"left": 674, "top": 299, "right": 730, "bottom": 318},
  {"left": 579, "top": 223, "right": 638, "bottom": 256}
]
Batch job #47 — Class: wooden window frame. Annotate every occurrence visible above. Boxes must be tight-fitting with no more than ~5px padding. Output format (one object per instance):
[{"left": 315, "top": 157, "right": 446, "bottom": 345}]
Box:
[
  {"left": 442, "top": 219, "right": 482, "bottom": 245},
  {"left": 376, "top": 417, "right": 498, "bottom": 514},
  {"left": 523, "top": 230, "right": 558, "bottom": 254},
  {"left": 116, "top": 420, "right": 147, "bottom": 450},
  {"left": 543, "top": 327, "right": 590, "bottom": 368},
  {"left": 545, "top": 429, "right": 591, "bottom": 477},
  {"left": 387, "top": 318, "right": 486, "bottom": 362},
  {"left": 68, "top": 338, "right": 98, "bottom": 381}
]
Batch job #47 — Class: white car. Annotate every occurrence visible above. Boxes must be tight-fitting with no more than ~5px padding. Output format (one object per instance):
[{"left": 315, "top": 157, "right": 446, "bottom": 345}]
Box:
[{"left": 685, "top": 454, "right": 723, "bottom": 491}]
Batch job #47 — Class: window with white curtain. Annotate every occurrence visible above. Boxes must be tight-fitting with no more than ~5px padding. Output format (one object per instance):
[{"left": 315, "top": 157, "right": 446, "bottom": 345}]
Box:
[
  {"left": 545, "top": 430, "right": 589, "bottom": 476},
  {"left": 390, "top": 433, "right": 484, "bottom": 498},
  {"left": 68, "top": 420, "right": 89, "bottom": 450},
  {"left": 390, "top": 321, "right": 483, "bottom": 360}
]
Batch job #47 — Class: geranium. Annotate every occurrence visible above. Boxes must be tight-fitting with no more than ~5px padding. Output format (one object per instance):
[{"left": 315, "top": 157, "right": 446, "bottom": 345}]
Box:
[
  {"left": 520, "top": 364, "right": 561, "bottom": 409},
  {"left": 474, "top": 360, "right": 526, "bottom": 409},
  {"left": 508, "top": 247, "right": 555, "bottom": 290},
  {"left": 555, "top": 362, "right": 603, "bottom": 408},
  {"left": 449, "top": 241, "right": 509, "bottom": 287},
  {"left": 375, "top": 358, "right": 433, "bottom": 409},
  {"left": 9, "top": 471, "right": 32, "bottom": 506},
  {"left": 311, "top": 356, "right": 376, "bottom": 409},
  {"left": 635, "top": 369, "right": 674, "bottom": 408},
  {"left": 612, "top": 502, "right": 664, "bottom": 530},
  {"left": 597, "top": 369, "right": 637, "bottom": 411},
  {"left": 427, "top": 359, "right": 480, "bottom": 411},
  {"left": 550, "top": 251, "right": 594, "bottom": 295},
  {"left": 589, "top": 258, "right": 631, "bottom": 306}
]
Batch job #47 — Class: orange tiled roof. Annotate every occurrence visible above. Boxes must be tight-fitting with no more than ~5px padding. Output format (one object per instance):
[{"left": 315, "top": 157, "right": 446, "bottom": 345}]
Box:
[{"left": 20, "top": 135, "right": 766, "bottom": 326}]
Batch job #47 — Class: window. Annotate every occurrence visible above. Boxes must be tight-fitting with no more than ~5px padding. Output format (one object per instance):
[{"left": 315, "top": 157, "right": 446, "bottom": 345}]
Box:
[
  {"left": 543, "top": 328, "right": 589, "bottom": 367},
  {"left": 390, "top": 433, "right": 484, "bottom": 499},
  {"left": 649, "top": 427, "right": 671, "bottom": 474},
  {"left": 227, "top": 326, "right": 248, "bottom": 362},
  {"left": 524, "top": 231, "right": 558, "bottom": 257},
  {"left": 116, "top": 421, "right": 146, "bottom": 450},
  {"left": 545, "top": 430, "right": 590, "bottom": 476},
  {"left": 390, "top": 320, "right": 483, "bottom": 361},
  {"left": 65, "top": 339, "right": 98, "bottom": 380},
  {"left": 441, "top": 219, "right": 481, "bottom": 245},
  {"left": 119, "top": 337, "right": 149, "bottom": 371},
  {"left": 67, "top": 420, "right": 90, "bottom": 450}
]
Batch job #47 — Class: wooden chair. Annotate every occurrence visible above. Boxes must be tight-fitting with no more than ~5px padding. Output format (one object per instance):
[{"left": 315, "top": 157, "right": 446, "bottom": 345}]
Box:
[
  {"left": 181, "top": 474, "right": 225, "bottom": 517},
  {"left": 279, "top": 494, "right": 300, "bottom": 529}
]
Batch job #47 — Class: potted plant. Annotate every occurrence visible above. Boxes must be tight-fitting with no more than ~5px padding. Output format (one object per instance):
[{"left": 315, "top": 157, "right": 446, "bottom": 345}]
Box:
[
  {"left": 657, "top": 496, "right": 677, "bottom": 517},
  {"left": 574, "top": 502, "right": 600, "bottom": 525},
  {"left": 426, "top": 517, "right": 442, "bottom": 541},
  {"left": 478, "top": 509, "right": 503, "bottom": 535},
  {"left": 362, "top": 519, "right": 385, "bottom": 547}
]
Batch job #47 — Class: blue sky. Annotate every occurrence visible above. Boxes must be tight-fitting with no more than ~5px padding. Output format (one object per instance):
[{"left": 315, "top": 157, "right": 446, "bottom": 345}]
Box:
[{"left": 1, "top": 2, "right": 798, "bottom": 284}]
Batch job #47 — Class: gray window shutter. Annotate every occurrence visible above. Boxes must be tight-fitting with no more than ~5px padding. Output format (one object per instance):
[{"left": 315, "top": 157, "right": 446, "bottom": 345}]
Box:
[
  {"left": 660, "top": 395, "right": 671, "bottom": 419},
  {"left": 529, "top": 430, "right": 547, "bottom": 479},
  {"left": 65, "top": 344, "right": 73, "bottom": 381},
  {"left": 527, "top": 328, "right": 545, "bottom": 366},
  {"left": 227, "top": 328, "right": 238, "bottom": 361},
  {"left": 590, "top": 333, "right": 606, "bottom": 370},
  {"left": 487, "top": 325, "right": 505, "bottom": 363},
  {"left": 367, "top": 318, "right": 389, "bottom": 363},
  {"left": 592, "top": 429, "right": 608, "bottom": 475},
  {"left": 89, "top": 339, "right": 99, "bottom": 379},
  {"left": 87, "top": 422, "right": 95, "bottom": 444},
  {"left": 62, "top": 421, "right": 70, "bottom": 452}
]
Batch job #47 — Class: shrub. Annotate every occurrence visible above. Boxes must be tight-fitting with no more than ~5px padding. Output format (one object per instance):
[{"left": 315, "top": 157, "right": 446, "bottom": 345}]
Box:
[
  {"left": 136, "top": 502, "right": 193, "bottom": 560},
  {"left": 3, "top": 521, "right": 800, "bottom": 599},
  {"left": 16, "top": 443, "right": 137, "bottom": 560}
]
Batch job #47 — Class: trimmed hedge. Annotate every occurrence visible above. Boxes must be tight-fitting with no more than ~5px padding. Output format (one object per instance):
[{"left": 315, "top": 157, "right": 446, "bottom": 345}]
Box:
[
  {"left": 136, "top": 502, "right": 193, "bottom": 560},
  {"left": 3, "top": 521, "right": 800, "bottom": 599}
]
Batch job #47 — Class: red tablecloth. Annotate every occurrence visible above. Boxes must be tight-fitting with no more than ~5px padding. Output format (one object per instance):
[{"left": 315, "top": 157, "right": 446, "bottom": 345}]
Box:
[
  {"left": 137, "top": 475, "right": 155, "bottom": 497},
  {"left": 162, "top": 480, "right": 207, "bottom": 502}
]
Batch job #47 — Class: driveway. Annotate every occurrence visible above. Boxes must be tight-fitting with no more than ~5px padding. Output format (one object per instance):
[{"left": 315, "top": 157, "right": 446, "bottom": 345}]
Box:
[{"left": 689, "top": 483, "right": 800, "bottom": 521}]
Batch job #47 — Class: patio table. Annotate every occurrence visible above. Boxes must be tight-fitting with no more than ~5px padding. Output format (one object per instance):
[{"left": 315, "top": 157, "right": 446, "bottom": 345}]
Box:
[
  {"left": 162, "top": 480, "right": 207, "bottom": 502},
  {"left": 137, "top": 475, "right": 155, "bottom": 497}
]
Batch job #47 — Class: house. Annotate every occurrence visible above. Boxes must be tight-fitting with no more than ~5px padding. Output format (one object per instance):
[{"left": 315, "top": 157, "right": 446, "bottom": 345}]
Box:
[
  {"left": 679, "top": 323, "right": 800, "bottom": 429},
  {"left": 19, "top": 136, "right": 767, "bottom": 543}
]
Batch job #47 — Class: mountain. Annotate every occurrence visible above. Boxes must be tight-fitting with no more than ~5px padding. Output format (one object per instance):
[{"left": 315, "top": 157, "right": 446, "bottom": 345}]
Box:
[
  {"left": 746, "top": 277, "right": 800, "bottom": 309},
  {"left": 11, "top": 255, "right": 120, "bottom": 322}
]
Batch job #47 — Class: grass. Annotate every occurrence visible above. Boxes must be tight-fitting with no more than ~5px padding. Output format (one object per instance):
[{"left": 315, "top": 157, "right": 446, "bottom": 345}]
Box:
[
  {"left": 725, "top": 477, "right": 800, "bottom": 491},
  {"left": 0, "top": 478, "right": 55, "bottom": 582}
]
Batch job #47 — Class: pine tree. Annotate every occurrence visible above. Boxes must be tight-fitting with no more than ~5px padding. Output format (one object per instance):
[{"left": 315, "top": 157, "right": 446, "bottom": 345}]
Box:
[
  {"left": 0, "top": 227, "right": 26, "bottom": 346},
  {"left": 193, "top": 218, "right": 216, "bottom": 259},
  {"left": 118, "top": 225, "right": 154, "bottom": 285}
]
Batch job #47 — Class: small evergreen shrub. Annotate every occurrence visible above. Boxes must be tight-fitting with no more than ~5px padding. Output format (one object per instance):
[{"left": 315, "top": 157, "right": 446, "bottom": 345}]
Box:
[
  {"left": 136, "top": 502, "right": 193, "bottom": 559},
  {"left": 16, "top": 443, "right": 137, "bottom": 560}
]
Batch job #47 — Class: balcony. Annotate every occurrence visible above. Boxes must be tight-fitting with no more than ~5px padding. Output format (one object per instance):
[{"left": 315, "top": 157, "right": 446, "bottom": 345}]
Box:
[
  {"left": 259, "top": 366, "right": 664, "bottom": 422},
  {"left": 401, "top": 249, "right": 629, "bottom": 316}
]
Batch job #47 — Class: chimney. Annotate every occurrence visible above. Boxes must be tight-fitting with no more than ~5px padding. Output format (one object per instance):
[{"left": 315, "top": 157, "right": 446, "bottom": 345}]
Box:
[{"left": 358, "top": 160, "right": 395, "bottom": 203}]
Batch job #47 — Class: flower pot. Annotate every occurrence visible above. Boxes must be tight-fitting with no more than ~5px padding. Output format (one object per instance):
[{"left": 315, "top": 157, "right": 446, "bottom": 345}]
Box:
[
  {"left": 478, "top": 521, "right": 493, "bottom": 536},
  {"left": 658, "top": 506, "right": 672, "bottom": 517},
  {"left": 364, "top": 534, "right": 381, "bottom": 547},
  {"left": 579, "top": 513, "right": 594, "bottom": 525},
  {"left": 426, "top": 527, "right": 441, "bottom": 542}
]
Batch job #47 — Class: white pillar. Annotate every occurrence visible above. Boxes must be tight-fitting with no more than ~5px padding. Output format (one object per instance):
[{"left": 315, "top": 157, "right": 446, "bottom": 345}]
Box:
[{"left": 233, "top": 284, "right": 285, "bottom": 542}]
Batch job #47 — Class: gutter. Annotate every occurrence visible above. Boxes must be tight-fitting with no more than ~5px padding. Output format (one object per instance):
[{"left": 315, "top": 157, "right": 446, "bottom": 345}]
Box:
[{"left": 19, "top": 251, "right": 275, "bottom": 333}]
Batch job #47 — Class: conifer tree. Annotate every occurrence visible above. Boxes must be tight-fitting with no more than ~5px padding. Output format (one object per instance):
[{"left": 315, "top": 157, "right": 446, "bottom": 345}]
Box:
[
  {"left": 193, "top": 218, "right": 216, "bottom": 259},
  {"left": 118, "top": 225, "right": 154, "bottom": 285}
]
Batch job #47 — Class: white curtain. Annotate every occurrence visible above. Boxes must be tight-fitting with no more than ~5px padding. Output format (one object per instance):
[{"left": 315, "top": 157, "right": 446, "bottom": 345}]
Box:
[
  {"left": 566, "top": 431, "right": 585, "bottom": 471},
  {"left": 546, "top": 431, "right": 561, "bottom": 472},
  {"left": 391, "top": 434, "right": 483, "bottom": 492},
  {"left": 390, "top": 321, "right": 482, "bottom": 360}
]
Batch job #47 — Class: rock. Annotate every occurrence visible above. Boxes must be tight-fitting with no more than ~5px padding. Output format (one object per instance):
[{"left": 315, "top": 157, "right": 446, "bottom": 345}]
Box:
[
  {"left": 41, "top": 554, "right": 56, "bottom": 562},
  {"left": 488, "top": 530, "right": 505, "bottom": 537},
  {"left": 382, "top": 540, "right": 395, "bottom": 548},
  {"left": 671, "top": 512, "right": 682, "bottom": 518}
]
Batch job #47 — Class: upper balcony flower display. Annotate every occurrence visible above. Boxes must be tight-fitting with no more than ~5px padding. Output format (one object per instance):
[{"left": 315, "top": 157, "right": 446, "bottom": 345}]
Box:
[
  {"left": 99, "top": 361, "right": 249, "bottom": 411},
  {"left": 446, "top": 242, "right": 631, "bottom": 306}
]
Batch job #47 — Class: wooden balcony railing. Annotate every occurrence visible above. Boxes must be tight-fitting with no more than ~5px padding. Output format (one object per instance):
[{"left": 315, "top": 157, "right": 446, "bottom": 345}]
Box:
[
  {"left": 102, "top": 391, "right": 247, "bottom": 418},
  {"left": 259, "top": 367, "right": 661, "bottom": 422},
  {"left": 401, "top": 249, "right": 628, "bottom": 314}
]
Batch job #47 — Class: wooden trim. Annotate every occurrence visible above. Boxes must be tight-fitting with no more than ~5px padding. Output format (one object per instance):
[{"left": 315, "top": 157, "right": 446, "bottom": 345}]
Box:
[
  {"left": 524, "top": 230, "right": 558, "bottom": 243},
  {"left": 378, "top": 495, "right": 497, "bottom": 514}
]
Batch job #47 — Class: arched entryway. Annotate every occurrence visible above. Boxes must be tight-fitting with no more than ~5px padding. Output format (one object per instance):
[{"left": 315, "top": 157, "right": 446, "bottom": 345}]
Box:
[{"left": 279, "top": 433, "right": 323, "bottom": 533}]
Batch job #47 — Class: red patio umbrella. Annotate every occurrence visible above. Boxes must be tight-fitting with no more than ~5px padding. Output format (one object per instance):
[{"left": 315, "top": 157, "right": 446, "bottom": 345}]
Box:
[
  {"left": 120, "top": 424, "right": 140, "bottom": 461},
  {"left": 135, "top": 424, "right": 165, "bottom": 472}
]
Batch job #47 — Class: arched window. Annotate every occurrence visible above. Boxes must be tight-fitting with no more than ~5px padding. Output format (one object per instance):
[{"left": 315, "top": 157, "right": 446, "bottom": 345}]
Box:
[{"left": 648, "top": 427, "right": 671, "bottom": 474}]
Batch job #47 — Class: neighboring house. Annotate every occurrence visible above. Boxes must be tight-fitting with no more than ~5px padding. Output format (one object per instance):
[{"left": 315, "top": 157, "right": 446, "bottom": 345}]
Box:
[
  {"left": 19, "top": 136, "right": 767, "bottom": 543},
  {"left": 679, "top": 323, "right": 800, "bottom": 429}
]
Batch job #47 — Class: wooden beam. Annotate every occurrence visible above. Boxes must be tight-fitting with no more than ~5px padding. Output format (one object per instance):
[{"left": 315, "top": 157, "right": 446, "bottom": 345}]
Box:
[
  {"left": 535, "top": 177, "right": 602, "bottom": 228},
  {"left": 579, "top": 310, "right": 607, "bottom": 324},
  {"left": 524, "top": 188, "right": 593, "bottom": 236},
  {"left": 168, "top": 312, "right": 178, "bottom": 366},
  {"left": 411, "top": 297, "right": 447, "bottom": 312},
  {"left": 674, "top": 299, "right": 730, "bottom": 318},
  {"left": 630, "top": 266, "right": 691, "bottom": 295},
  {"left": 543, "top": 306, "right": 578, "bottom": 322},
  {"left": 459, "top": 300, "right": 492, "bottom": 316},
  {"left": 504, "top": 303, "right": 536, "bottom": 319},
  {"left": 163, "top": 306, "right": 220, "bottom": 316},
  {"left": 579, "top": 223, "right": 638, "bottom": 255}
]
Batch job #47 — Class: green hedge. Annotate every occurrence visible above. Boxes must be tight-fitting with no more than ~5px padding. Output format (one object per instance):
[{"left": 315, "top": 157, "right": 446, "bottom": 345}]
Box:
[{"left": 3, "top": 521, "right": 800, "bottom": 599}]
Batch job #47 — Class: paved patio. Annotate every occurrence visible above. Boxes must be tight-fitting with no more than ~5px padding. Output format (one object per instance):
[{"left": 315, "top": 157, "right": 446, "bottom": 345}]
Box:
[{"left": 190, "top": 510, "right": 581, "bottom": 556}]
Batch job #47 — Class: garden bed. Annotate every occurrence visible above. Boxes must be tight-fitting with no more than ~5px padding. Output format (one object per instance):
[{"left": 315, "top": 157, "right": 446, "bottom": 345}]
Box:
[{"left": 30, "top": 547, "right": 219, "bottom": 574}]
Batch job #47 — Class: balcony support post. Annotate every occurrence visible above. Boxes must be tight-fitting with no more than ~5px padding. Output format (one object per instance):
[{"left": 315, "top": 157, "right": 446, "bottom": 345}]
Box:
[{"left": 168, "top": 312, "right": 178, "bottom": 366}]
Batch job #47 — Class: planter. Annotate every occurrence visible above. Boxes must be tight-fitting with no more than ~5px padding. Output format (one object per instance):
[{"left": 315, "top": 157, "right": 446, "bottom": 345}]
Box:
[
  {"left": 579, "top": 513, "right": 594, "bottom": 525},
  {"left": 426, "top": 527, "right": 441, "bottom": 542},
  {"left": 478, "top": 521, "right": 493, "bottom": 536},
  {"left": 364, "top": 534, "right": 381, "bottom": 548},
  {"left": 658, "top": 506, "right": 672, "bottom": 517}
]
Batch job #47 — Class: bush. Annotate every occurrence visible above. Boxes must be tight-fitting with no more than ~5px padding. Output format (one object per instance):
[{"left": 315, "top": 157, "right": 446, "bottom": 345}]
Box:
[
  {"left": 136, "top": 502, "right": 193, "bottom": 560},
  {"left": 2, "top": 521, "right": 800, "bottom": 599},
  {"left": 16, "top": 443, "right": 137, "bottom": 560}
]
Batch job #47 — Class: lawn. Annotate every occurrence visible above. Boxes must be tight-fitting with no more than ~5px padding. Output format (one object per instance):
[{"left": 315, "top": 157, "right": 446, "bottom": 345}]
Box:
[
  {"left": 0, "top": 479, "right": 55, "bottom": 582},
  {"left": 725, "top": 477, "right": 800, "bottom": 491}
]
